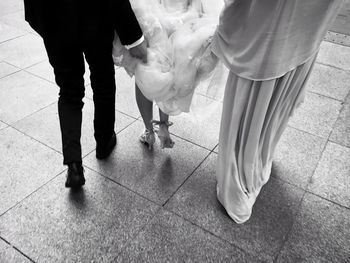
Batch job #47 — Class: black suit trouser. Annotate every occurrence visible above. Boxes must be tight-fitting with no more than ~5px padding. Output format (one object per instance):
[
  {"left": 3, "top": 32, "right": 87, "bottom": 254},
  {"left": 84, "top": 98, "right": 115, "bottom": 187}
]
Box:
[{"left": 43, "top": 27, "right": 116, "bottom": 165}]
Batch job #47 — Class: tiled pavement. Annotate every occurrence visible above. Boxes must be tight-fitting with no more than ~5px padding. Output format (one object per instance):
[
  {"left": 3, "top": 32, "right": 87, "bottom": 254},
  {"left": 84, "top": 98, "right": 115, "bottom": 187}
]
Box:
[{"left": 0, "top": 1, "right": 350, "bottom": 263}]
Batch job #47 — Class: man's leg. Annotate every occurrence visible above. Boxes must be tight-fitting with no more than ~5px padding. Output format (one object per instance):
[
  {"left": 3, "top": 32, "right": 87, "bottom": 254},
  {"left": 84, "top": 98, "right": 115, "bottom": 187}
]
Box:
[
  {"left": 43, "top": 39, "right": 86, "bottom": 187},
  {"left": 44, "top": 40, "right": 85, "bottom": 164},
  {"left": 83, "top": 31, "right": 117, "bottom": 158}
]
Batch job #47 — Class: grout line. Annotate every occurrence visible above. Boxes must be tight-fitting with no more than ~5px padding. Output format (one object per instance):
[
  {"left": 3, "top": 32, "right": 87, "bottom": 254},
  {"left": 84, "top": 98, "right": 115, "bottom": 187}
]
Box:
[
  {"left": 285, "top": 125, "right": 328, "bottom": 142},
  {"left": 303, "top": 190, "right": 350, "bottom": 211},
  {"left": 0, "top": 236, "right": 36, "bottom": 263},
  {"left": 0, "top": 119, "right": 10, "bottom": 126},
  {"left": 212, "top": 143, "right": 218, "bottom": 153},
  {"left": 116, "top": 109, "right": 140, "bottom": 121},
  {"left": 0, "top": 68, "right": 23, "bottom": 80},
  {"left": 327, "top": 137, "right": 350, "bottom": 149},
  {"left": 162, "top": 149, "right": 213, "bottom": 207},
  {"left": 1, "top": 58, "right": 47, "bottom": 72},
  {"left": 326, "top": 97, "right": 350, "bottom": 149},
  {"left": 113, "top": 109, "right": 140, "bottom": 120},
  {"left": 20, "top": 59, "right": 45, "bottom": 69},
  {"left": 9, "top": 124, "right": 63, "bottom": 155},
  {"left": 273, "top": 190, "right": 308, "bottom": 263},
  {"left": 0, "top": 172, "right": 63, "bottom": 218},
  {"left": 12, "top": 246, "right": 36, "bottom": 263},
  {"left": 162, "top": 206, "right": 268, "bottom": 262},
  {"left": 316, "top": 61, "right": 350, "bottom": 72},
  {"left": 83, "top": 166, "right": 161, "bottom": 207},
  {"left": 304, "top": 106, "right": 343, "bottom": 189},
  {"left": 23, "top": 69, "right": 56, "bottom": 85},
  {"left": 270, "top": 173, "right": 306, "bottom": 190},
  {"left": 169, "top": 132, "right": 215, "bottom": 152},
  {"left": 0, "top": 33, "right": 28, "bottom": 45},
  {"left": 0, "top": 236, "right": 11, "bottom": 245},
  {"left": 0, "top": 61, "right": 23, "bottom": 70},
  {"left": 307, "top": 90, "right": 347, "bottom": 103},
  {"left": 21, "top": 58, "right": 48, "bottom": 70},
  {"left": 287, "top": 109, "right": 341, "bottom": 145},
  {"left": 0, "top": 120, "right": 9, "bottom": 131},
  {"left": 113, "top": 207, "right": 162, "bottom": 261},
  {"left": 9, "top": 100, "right": 58, "bottom": 126}
]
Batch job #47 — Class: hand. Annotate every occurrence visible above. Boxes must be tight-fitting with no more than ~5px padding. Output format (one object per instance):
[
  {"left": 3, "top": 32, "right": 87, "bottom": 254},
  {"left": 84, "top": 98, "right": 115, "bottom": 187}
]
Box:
[{"left": 129, "top": 40, "right": 147, "bottom": 63}]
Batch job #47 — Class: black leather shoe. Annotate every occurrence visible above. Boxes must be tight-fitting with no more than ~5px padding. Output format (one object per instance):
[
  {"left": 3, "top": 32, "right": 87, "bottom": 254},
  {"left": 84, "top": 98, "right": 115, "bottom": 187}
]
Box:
[
  {"left": 96, "top": 132, "right": 117, "bottom": 159},
  {"left": 65, "top": 162, "right": 85, "bottom": 188}
]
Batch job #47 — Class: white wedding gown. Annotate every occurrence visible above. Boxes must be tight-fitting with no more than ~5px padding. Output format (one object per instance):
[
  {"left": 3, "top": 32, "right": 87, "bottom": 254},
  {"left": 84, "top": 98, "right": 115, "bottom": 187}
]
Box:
[{"left": 112, "top": 0, "right": 226, "bottom": 115}]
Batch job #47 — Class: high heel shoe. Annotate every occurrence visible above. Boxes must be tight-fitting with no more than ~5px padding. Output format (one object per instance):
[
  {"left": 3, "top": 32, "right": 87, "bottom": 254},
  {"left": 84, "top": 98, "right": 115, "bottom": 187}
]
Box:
[
  {"left": 140, "top": 129, "right": 155, "bottom": 149},
  {"left": 151, "top": 120, "right": 175, "bottom": 149}
]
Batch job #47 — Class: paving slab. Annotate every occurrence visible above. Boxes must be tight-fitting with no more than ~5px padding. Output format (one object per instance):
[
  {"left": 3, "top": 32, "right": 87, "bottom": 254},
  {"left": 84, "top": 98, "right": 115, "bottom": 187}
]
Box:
[
  {"left": 0, "top": 62, "right": 19, "bottom": 79},
  {"left": 118, "top": 209, "right": 262, "bottom": 263},
  {"left": 168, "top": 97, "right": 222, "bottom": 150},
  {"left": 0, "top": 240, "right": 30, "bottom": 263},
  {"left": 308, "top": 142, "right": 350, "bottom": 208},
  {"left": 84, "top": 121, "right": 210, "bottom": 205},
  {"left": 0, "top": 34, "right": 46, "bottom": 69},
  {"left": 329, "top": 0, "right": 350, "bottom": 35},
  {"left": 0, "top": 168, "right": 159, "bottom": 263},
  {"left": 115, "top": 68, "right": 140, "bottom": 118},
  {"left": 272, "top": 127, "right": 327, "bottom": 189},
  {"left": 346, "top": 92, "right": 350, "bottom": 103},
  {"left": 288, "top": 92, "right": 343, "bottom": 138},
  {"left": 0, "top": 71, "right": 57, "bottom": 124},
  {"left": 324, "top": 31, "right": 350, "bottom": 47},
  {"left": 165, "top": 153, "right": 304, "bottom": 261},
  {"left": 0, "top": 127, "right": 63, "bottom": 215},
  {"left": 0, "top": 22, "right": 26, "bottom": 44},
  {"left": 330, "top": 102, "right": 350, "bottom": 147},
  {"left": 25, "top": 59, "right": 91, "bottom": 86},
  {"left": 308, "top": 63, "right": 350, "bottom": 101},
  {"left": 317, "top": 41, "right": 350, "bottom": 70},
  {"left": 0, "top": 10, "right": 33, "bottom": 34},
  {"left": 12, "top": 100, "right": 136, "bottom": 156},
  {"left": 0, "top": 121, "right": 7, "bottom": 130},
  {"left": 277, "top": 193, "right": 350, "bottom": 263},
  {"left": 0, "top": 0, "right": 23, "bottom": 17}
]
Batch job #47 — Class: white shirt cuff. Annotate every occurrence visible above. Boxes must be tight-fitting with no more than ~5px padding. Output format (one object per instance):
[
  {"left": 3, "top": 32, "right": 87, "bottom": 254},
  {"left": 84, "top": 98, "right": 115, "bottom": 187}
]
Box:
[{"left": 125, "top": 35, "right": 145, "bottom": 50}]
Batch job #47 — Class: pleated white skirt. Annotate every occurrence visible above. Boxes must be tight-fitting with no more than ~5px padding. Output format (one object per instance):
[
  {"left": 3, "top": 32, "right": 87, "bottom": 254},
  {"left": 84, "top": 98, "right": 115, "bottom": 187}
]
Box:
[{"left": 216, "top": 55, "right": 317, "bottom": 224}]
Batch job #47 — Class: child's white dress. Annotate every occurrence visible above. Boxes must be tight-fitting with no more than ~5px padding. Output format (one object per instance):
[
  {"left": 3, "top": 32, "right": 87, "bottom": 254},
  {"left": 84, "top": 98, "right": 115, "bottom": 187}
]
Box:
[{"left": 112, "top": 0, "right": 225, "bottom": 115}]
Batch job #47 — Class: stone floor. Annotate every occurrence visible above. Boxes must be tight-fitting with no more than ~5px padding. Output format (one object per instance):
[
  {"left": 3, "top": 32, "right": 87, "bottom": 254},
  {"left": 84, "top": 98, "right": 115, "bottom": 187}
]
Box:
[{"left": 0, "top": 1, "right": 350, "bottom": 262}]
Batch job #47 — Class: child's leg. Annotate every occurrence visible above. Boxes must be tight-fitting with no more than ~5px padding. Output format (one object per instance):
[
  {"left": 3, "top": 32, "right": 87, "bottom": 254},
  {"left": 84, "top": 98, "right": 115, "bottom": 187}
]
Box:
[
  {"left": 159, "top": 108, "right": 169, "bottom": 124},
  {"left": 135, "top": 84, "right": 153, "bottom": 131},
  {"left": 157, "top": 108, "right": 175, "bottom": 149}
]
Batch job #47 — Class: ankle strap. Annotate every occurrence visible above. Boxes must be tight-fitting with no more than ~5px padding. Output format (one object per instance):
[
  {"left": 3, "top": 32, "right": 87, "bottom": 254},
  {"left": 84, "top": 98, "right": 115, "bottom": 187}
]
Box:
[{"left": 151, "top": 120, "right": 173, "bottom": 127}]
